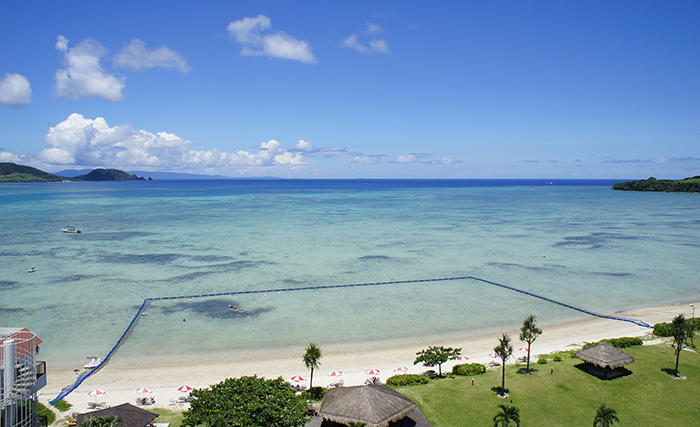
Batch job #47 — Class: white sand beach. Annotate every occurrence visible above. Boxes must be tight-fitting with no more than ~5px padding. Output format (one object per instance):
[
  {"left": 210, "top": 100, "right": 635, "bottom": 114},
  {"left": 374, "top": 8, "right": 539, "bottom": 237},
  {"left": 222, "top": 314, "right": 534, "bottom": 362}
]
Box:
[{"left": 39, "top": 301, "right": 696, "bottom": 414}]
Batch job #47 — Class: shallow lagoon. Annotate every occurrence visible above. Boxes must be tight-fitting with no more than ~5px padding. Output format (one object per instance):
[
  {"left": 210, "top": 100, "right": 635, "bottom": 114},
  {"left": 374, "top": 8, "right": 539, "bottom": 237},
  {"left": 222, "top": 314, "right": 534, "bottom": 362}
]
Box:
[{"left": 1, "top": 179, "right": 698, "bottom": 366}]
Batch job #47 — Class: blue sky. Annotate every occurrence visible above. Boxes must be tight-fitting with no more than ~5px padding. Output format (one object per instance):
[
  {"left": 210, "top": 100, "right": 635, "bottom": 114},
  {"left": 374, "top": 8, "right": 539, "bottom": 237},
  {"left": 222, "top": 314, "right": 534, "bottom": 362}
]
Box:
[{"left": 0, "top": 0, "right": 698, "bottom": 178}]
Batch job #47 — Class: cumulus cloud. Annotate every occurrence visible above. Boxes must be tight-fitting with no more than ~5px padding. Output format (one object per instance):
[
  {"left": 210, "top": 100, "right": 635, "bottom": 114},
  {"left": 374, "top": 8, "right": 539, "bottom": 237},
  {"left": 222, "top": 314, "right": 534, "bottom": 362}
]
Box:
[
  {"left": 297, "top": 139, "right": 312, "bottom": 150},
  {"left": 114, "top": 39, "right": 190, "bottom": 72},
  {"left": 226, "top": 15, "right": 316, "bottom": 63},
  {"left": 0, "top": 73, "right": 32, "bottom": 105},
  {"left": 36, "top": 113, "right": 306, "bottom": 174},
  {"left": 396, "top": 154, "right": 418, "bottom": 163},
  {"left": 342, "top": 24, "right": 390, "bottom": 54},
  {"left": 55, "top": 35, "right": 68, "bottom": 52},
  {"left": 0, "top": 151, "right": 22, "bottom": 162},
  {"left": 55, "top": 36, "right": 125, "bottom": 101}
]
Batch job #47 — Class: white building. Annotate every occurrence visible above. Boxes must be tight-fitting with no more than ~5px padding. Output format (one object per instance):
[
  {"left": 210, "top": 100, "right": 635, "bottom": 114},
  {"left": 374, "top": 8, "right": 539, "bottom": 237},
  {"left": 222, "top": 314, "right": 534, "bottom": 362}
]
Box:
[{"left": 1, "top": 328, "right": 46, "bottom": 427}]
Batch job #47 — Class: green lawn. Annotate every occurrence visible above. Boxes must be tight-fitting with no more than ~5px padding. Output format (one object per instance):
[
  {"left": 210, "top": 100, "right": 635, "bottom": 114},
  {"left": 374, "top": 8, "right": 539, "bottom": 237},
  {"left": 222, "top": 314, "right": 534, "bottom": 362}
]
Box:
[
  {"left": 150, "top": 408, "right": 184, "bottom": 426},
  {"left": 396, "top": 343, "right": 699, "bottom": 426}
]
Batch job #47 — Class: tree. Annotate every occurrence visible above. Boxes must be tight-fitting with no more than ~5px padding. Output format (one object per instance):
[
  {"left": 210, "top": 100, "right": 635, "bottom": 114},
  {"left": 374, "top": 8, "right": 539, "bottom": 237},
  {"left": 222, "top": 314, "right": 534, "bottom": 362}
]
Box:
[
  {"left": 593, "top": 404, "right": 620, "bottom": 426},
  {"left": 78, "top": 416, "right": 120, "bottom": 427},
  {"left": 519, "top": 314, "right": 542, "bottom": 374},
  {"left": 303, "top": 342, "right": 322, "bottom": 390},
  {"left": 670, "top": 314, "right": 690, "bottom": 375},
  {"left": 493, "top": 404, "right": 520, "bottom": 427},
  {"left": 182, "top": 376, "right": 309, "bottom": 426},
  {"left": 413, "top": 345, "right": 462, "bottom": 376},
  {"left": 494, "top": 334, "right": 513, "bottom": 393}
]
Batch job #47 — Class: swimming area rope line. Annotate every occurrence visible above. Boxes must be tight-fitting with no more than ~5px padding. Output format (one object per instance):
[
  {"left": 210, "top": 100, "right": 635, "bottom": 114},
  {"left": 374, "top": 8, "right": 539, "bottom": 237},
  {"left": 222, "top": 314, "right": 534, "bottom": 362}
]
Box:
[{"left": 50, "top": 274, "right": 653, "bottom": 403}]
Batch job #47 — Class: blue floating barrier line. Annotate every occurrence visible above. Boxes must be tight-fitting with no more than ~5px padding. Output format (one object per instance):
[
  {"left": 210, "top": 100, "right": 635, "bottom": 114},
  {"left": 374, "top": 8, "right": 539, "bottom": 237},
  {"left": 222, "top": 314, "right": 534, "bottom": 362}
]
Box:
[{"left": 50, "top": 274, "right": 652, "bottom": 404}]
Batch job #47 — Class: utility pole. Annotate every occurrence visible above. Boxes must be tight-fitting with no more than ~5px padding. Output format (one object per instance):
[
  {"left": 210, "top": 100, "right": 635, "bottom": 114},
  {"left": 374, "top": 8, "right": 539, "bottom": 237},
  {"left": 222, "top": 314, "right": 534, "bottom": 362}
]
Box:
[{"left": 690, "top": 304, "right": 695, "bottom": 347}]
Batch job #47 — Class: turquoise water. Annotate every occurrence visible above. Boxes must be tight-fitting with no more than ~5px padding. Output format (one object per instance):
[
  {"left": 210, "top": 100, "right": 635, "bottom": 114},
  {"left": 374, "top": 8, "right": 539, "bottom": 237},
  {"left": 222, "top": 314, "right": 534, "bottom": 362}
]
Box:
[{"left": 1, "top": 180, "right": 698, "bottom": 367}]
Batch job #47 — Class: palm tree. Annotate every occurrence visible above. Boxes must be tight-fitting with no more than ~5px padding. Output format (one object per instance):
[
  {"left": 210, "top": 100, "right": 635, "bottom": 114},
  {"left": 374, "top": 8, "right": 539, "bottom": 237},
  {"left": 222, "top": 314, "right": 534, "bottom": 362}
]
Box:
[
  {"left": 670, "top": 314, "right": 690, "bottom": 375},
  {"left": 494, "top": 334, "right": 513, "bottom": 392},
  {"left": 519, "top": 314, "right": 542, "bottom": 374},
  {"left": 593, "top": 404, "right": 619, "bottom": 426},
  {"left": 303, "top": 342, "right": 322, "bottom": 389},
  {"left": 493, "top": 404, "right": 520, "bottom": 427}
]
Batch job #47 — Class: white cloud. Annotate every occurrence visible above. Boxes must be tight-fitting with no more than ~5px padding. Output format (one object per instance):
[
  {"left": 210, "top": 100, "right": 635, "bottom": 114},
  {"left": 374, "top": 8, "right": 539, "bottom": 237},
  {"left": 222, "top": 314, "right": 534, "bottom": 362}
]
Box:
[
  {"left": 55, "top": 35, "right": 68, "bottom": 52},
  {"left": 114, "top": 39, "right": 190, "bottom": 72},
  {"left": 0, "top": 73, "right": 32, "bottom": 105},
  {"left": 297, "top": 139, "right": 312, "bottom": 150},
  {"left": 55, "top": 37, "right": 125, "bottom": 101},
  {"left": 37, "top": 113, "right": 306, "bottom": 174},
  {"left": 0, "top": 151, "right": 22, "bottom": 162},
  {"left": 342, "top": 24, "right": 390, "bottom": 55},
  {"left": 441, "top": 157, "right": 457, "bottom": 164},
  {"left": 352, "top": 155, "right": 383, "bottom": 165},
  {"left": 396, "top": 154, "right": 418, "bottom": 163},
  {"left": 365, "top": 23, "right": 383, "bottom": 35},
  {"left": 368, "top": 39, "right": 390, "bottom": 54},
  {"left": 226, "top": 15, "right": 316, "bottom": 63}
]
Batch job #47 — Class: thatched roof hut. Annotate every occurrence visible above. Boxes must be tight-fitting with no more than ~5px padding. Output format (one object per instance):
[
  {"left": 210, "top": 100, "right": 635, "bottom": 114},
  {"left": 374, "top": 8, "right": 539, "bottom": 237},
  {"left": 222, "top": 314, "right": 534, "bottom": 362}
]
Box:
[
  {"left": 319, "top": 384, "right": 430, "bottom": 427},
  {"left": 575, "top": 343, "right": 635, "bottom": 379},
  {"left": 76, "top": 403, "right": 159, "bottom": 426}
]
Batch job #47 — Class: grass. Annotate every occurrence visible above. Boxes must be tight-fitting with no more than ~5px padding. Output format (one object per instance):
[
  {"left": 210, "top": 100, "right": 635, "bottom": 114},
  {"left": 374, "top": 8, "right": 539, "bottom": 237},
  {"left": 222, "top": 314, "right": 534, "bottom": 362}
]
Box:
[
  {"left": 396, "top": 342, "right": 699, "bottom": 426},
  {"left": 51, "top": 399, "right": 72, "bottom": 412},
  {"left": 150, "top": 408, "right": 184, "bottom": 427}
]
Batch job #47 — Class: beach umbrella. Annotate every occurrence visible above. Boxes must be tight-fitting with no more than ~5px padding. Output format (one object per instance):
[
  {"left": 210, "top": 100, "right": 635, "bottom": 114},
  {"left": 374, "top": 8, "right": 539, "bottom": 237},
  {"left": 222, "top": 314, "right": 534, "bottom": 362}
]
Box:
[
  {"left": 518, "top": 347, "right": 528, "bottom": 353},
  {"left": 177, "top": 385, "right": 193, "bottom": 393},
  {"left": 87, "top": 389, "right": 106, "bottom": 397},
  {"left": 456, "top": 355, "right": 470, "bottom": 362},
  {"left": 365, "top": 368, "right": 380, "bottom": 376},
  {"left": 136, "top": 386, "right": 153, "bottom": 394},
  {"left": 328, "top": 370, "right": 343, "bottom": 377},
  {"left": 394, "top": 366, "right": 408, "bottom": 373},
  {"left": 488, "top": 352, "right": 499, "bottom": 359},
  {"left": 290, "top": 375, "right": 306, "bottom": 383}
]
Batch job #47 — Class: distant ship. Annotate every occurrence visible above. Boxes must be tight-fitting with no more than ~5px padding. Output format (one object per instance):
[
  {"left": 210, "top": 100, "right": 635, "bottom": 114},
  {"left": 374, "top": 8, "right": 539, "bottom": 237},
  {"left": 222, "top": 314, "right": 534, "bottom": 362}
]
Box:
[{"left": 61, "top": 226, "right": 82, "bottom": 233}]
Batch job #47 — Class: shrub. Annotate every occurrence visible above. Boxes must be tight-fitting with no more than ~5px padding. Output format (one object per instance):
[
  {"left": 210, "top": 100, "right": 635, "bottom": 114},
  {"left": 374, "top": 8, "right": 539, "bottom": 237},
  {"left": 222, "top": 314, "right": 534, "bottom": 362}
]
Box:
[
  {"left": 606, "top": 337, "right": 643, "bottom": 348},
  {"left": 654, "top": 322, "right": 672, "bottom": 337},
  {"left": 654, "top": 318, "right": 699, "bottom": 337},
  {"left": 37, "top": 403, "right": 56, "bottom": 426},
  {"left": 306, "top": 386, "right": 327, "bottom": 401},
  {"left": 552, "top": 355, "right": 562, "bottom": 362},
  {"left": 451, "top": 363, "right": 486, "bottom": 376},
  {"left": 537, "top": 358, "right": 548, "bottom": 364},
  {"left": 386, "top": 374, "right": 429, "bottom": 386},
  {"left": 52, "top": 399, "right": 72, "bottom": 412}
]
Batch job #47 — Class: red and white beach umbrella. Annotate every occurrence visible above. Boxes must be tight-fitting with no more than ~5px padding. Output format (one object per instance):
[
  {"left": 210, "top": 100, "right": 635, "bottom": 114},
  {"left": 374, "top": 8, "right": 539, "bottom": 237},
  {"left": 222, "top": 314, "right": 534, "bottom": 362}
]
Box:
[
  {"left": 456, "top": 355, "right": 470, "bottom": 362},
  {"left": 136, "top": 386, "right": 153, "bottom": 394},
  {"left": 328, "top": 370, "right": 343, "bottom": 377},
  {"left": 365, "top": 368, "right": 380, "bottom": 376},
  {"left": 290, "top": 375, "right": 306, "bottom": 383},
  {"left": 489, "top": 352, "right": 499, "bottom": 359},
  {"left": 87, "top": 389, "right": 106, "bottom": 397},
  {"left": 394, "top": 366, "right": 409, "bottom": 373},
  {"left": 177, "top": 385, "right": 194, "bottom": 393}
]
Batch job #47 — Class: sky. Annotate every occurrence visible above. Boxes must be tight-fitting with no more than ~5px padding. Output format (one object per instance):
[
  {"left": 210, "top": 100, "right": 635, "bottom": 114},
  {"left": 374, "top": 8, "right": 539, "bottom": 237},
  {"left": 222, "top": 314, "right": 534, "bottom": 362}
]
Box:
[{"left": 0, "top": 0, "right": 699, "bottom": 179}]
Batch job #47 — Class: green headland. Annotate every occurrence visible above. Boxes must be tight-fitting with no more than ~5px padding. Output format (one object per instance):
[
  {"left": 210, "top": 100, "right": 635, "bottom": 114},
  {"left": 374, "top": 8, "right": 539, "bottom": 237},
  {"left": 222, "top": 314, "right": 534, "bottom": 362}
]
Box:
[{"left": 613, "top": 176, "right": 700, "bottom": 192}]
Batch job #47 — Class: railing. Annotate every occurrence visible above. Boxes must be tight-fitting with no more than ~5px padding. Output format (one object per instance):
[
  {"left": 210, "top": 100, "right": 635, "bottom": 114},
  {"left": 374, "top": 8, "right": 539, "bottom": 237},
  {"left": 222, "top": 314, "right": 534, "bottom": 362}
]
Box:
[{"left": 1, "top": 330, "right": 39, "bottom": 427}]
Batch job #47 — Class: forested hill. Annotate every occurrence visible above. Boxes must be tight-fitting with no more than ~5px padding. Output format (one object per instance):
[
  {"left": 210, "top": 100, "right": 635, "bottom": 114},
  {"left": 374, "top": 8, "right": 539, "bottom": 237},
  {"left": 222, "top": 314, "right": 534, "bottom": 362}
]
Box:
[
  {"left": 72, "top": 168, "right": 145, "bottom": 181},
  {"left": 613, "top": 176, "right": 700, "bottom": 192},
  {"left": 0, "top": 162, "right": 64, "bottom": 182},
  {"left": 0, "top": 163, "right": 148, "bottom": 182}
]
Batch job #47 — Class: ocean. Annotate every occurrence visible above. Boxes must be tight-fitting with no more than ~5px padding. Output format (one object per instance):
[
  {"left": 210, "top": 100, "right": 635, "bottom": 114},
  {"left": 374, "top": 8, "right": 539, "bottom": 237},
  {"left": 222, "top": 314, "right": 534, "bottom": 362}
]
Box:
[{"left": 1, "top": 179, "right": 698, "bottom": 368}]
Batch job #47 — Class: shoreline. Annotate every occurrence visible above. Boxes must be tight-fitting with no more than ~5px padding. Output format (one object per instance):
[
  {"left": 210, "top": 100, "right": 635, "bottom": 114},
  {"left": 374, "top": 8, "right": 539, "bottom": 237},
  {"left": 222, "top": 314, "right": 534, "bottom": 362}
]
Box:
[{"left": 39, "top": 300, "right": 696, "bottom": 414}]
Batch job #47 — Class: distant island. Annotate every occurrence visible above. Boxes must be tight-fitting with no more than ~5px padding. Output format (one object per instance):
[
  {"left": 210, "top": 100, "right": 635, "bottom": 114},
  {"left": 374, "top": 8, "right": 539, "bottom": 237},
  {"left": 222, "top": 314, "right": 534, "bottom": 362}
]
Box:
[
  {"left": 0, "top": 162, "right": 149, "bottom": 182},
  {"left": 613, "top": 176, "right": 700, "bottom": 192}
]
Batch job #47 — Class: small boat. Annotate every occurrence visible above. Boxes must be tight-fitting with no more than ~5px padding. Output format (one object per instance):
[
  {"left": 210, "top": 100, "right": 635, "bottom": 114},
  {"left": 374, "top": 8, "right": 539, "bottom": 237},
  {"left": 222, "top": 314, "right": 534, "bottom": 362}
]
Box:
[
  {"left": 27, "top": 267, "right": 37, "bottom": 273},
  {"left": 61, "top": 226, "right": 82, "bottom": 233}
]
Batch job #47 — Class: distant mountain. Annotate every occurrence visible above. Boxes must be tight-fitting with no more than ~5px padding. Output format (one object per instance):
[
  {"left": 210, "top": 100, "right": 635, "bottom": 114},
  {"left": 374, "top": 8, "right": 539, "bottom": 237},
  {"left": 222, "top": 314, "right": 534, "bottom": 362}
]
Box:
[
  {"left": 54, "top": 168, "right": 94, "bottom": 177},
  {"left": 128, "top": 170, "right": 229, "bottom": 180},
  {"left": 613, "top": 176, "right": 700, "bottom": 192},
  {"left": 72, "top": 168, "right": 146, "bottom": 181},
  {"left": 0, "top": 162, "right": 64, "bottom": 182}
]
